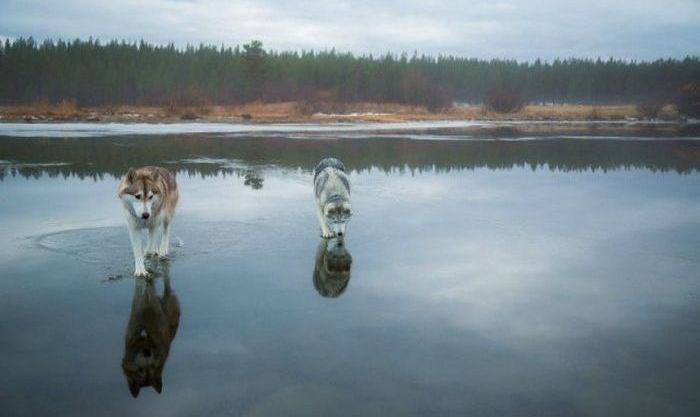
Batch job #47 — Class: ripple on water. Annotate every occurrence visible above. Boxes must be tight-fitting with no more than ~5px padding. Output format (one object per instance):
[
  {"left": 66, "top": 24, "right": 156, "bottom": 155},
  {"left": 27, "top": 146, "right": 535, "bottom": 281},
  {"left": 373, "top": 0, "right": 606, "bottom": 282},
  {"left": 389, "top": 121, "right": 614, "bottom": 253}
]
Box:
[{"left": 34, "top": 220, "right": 306, "bottom": 277}]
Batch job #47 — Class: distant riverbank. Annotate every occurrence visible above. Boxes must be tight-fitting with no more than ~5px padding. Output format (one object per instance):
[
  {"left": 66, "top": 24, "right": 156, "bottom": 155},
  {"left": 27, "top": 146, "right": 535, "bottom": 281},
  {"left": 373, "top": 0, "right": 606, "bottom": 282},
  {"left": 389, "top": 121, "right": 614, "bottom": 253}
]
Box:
[{"left": 0, "top": 102, "right": 684, "bottom": 124}]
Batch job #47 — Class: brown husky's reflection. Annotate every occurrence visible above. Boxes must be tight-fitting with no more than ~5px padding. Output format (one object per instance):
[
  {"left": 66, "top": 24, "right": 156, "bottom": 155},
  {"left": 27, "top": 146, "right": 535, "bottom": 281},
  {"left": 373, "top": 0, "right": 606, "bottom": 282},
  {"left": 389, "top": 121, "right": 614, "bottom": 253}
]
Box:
[
  {"left": 122, "top": 261, "right": 180, "bottom": 397},
  {"left": 313, "top": 237, "right": 352, "bottom": 298}
]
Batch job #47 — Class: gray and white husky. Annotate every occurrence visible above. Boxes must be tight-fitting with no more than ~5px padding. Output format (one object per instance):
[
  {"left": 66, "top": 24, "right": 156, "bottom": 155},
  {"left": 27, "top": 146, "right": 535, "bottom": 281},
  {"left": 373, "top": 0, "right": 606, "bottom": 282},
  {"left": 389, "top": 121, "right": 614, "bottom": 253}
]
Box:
[
  {"left": 314, "top": 158, "right": 352, "bottom": 238},
  {"left": 118, "top": 166, "right": 179, "bottom": 277},
  {"left": 313, "top": 237, "right": 352, "bottom": 298}
]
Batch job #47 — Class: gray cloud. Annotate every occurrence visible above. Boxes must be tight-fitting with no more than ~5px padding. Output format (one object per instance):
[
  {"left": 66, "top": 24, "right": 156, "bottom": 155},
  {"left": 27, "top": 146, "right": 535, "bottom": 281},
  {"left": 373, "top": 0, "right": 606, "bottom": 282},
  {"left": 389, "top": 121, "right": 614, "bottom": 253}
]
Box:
[{"left": 0, "top": 0, "right": 698, "bottom": 59}]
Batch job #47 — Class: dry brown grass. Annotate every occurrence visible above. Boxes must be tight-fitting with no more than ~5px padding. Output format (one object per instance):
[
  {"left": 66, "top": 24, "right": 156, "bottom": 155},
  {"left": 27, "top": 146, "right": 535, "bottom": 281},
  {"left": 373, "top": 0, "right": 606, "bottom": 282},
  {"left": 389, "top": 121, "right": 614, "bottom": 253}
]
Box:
[
  {"left": 0, "top": 98, "right": 81, "bottom": 120},
  {"left": 219, "top": 102, "right": 301, "bottom": 120},
  {"left": 468, "top": 104, "right": 679, "bottom": 121},
  {"left": 518, "top": 104, "right": 631, "bottom": 120},
  {"left": 0, "top": 101, "right": 682, "bottom": 123}
]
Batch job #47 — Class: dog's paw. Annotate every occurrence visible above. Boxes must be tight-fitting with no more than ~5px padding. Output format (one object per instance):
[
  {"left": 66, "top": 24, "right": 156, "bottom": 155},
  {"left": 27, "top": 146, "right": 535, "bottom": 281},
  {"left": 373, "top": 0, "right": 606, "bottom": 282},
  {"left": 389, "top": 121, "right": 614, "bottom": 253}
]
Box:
[
  {"left": 134, "top": 269, "right": 151, "bottom": 278},
  {"left": 321, "top": 231, "right": 335, "bottom": 239}
]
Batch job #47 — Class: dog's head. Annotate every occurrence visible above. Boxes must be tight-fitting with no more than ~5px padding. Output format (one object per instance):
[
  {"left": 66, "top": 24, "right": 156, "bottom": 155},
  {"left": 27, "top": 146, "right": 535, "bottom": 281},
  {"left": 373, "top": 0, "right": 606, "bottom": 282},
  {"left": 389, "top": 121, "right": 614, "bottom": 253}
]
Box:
[
  {"left": 122, "top": 333, "right": 166, "bottom": 398},
  {"left": 118, "top": 167, "right": 165, "bottom": 221},
  {"left": 323, "top": 196, "right": 352, "bottom": 237}
]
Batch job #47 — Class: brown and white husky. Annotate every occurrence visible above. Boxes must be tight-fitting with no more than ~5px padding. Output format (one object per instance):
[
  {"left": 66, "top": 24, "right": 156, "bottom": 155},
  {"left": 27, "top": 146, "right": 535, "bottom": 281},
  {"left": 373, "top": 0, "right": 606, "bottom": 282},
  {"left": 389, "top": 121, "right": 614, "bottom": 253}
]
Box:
[
  {"left": 122, "top": 262, "right": 180, "bottom": 398},
  {"left": 118, "top": 166, "right": 179, "bottom": 277}
]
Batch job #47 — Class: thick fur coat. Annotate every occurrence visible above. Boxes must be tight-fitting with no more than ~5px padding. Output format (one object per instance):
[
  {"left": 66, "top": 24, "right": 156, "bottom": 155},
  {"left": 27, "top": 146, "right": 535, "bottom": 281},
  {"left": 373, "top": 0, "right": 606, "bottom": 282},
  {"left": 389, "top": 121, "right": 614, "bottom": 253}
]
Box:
[
  {"left": 314, "top": 158, "right": 352, "bottom": 238},
  {"left": 118, "top": 166, "right": 179, "bottom": 276}
]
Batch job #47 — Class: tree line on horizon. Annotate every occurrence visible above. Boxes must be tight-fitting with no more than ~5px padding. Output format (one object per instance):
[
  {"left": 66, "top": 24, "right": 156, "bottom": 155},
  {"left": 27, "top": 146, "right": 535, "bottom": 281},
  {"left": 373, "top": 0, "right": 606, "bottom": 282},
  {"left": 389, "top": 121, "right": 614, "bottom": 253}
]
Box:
[{"left": 0, "top": 38, "right": 699, "bottom": 111}]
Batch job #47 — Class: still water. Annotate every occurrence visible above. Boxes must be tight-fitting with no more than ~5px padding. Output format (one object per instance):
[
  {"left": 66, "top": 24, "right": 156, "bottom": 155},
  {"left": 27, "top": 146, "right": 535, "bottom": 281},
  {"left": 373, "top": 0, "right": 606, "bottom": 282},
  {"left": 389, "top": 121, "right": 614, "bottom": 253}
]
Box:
[{"left": 1, "top": 124, "right": 699, "bottom": 416}]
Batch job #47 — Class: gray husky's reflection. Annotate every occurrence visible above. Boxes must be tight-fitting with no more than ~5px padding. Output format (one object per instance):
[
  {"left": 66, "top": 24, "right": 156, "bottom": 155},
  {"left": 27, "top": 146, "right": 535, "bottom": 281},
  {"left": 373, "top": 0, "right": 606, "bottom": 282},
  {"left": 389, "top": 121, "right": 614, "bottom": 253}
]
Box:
[
  {"left": 313, "top": 237, "right": 352, "bottom": 297},
  {"left": 122, "top": 261, "right": 180, "bottom": 397}
]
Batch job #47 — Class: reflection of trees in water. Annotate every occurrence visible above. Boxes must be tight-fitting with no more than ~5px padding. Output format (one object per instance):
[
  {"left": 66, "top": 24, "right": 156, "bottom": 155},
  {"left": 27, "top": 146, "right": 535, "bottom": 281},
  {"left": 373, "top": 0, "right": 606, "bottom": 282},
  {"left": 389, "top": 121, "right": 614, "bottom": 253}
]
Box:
[
  {"left": 1, "top": 128, "right": 700, "bottom": 180},
  {"left": 243, "top": 170, "right": 264, "bottom": 189}
]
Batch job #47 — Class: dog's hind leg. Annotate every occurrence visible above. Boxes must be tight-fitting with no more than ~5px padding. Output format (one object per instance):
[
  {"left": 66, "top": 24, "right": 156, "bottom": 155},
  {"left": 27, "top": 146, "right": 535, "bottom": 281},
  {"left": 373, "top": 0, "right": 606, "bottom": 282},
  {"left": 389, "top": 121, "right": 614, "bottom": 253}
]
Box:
[
  {"left": 158, "top": 219, "right": 171, "bottom": 257},
  {"left": 128, "top": 226, "right": 149, "bottom": 277}
]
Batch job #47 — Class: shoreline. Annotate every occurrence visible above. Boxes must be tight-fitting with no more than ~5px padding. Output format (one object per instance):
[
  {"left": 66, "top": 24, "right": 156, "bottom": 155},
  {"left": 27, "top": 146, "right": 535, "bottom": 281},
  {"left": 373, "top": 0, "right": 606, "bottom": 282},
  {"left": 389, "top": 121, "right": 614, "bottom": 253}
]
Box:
[
  {"left": 0, "top": 102, "right": 683, "bottom": 124},
  {"left": 1, "top": 119, "right": 696, "bottom": 140}
]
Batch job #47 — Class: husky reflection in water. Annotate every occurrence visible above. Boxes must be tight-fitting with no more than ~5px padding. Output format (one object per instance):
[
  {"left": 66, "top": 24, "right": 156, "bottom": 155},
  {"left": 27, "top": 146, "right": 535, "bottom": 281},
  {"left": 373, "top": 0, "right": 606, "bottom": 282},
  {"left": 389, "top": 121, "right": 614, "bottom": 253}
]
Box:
[
  {"left": 118, "top": 166, "right": 179, "bottom": 277},
  {"left": 314, "top": 158, "right": 352, "bottom": 238},
  {"left": 122, "top": 262, "right": 180, "bottom": 398},
  {"left": 313, "top": 237, "right": 353, "bottom": 297}
]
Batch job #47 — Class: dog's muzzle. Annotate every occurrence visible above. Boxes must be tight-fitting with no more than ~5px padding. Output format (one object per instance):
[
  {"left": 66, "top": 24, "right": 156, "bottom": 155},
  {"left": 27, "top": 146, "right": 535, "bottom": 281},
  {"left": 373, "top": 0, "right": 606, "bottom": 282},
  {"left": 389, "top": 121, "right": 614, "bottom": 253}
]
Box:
[{"left": 330, "top": 222, "right": 346, "bottom": 237}]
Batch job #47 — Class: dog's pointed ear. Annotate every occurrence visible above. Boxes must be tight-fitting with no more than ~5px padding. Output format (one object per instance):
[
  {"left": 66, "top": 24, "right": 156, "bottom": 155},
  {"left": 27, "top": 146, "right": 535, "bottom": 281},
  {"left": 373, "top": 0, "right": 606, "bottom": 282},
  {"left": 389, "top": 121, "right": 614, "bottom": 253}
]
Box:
[
  {"left": 153, "top": 377, "right": 163, "bottom": 394},
  {"left": 128, "top": 379, "right": 141, "bottom": 398},
  {"left": 125, "top": 167, "right": 136, "bottom": 183}
]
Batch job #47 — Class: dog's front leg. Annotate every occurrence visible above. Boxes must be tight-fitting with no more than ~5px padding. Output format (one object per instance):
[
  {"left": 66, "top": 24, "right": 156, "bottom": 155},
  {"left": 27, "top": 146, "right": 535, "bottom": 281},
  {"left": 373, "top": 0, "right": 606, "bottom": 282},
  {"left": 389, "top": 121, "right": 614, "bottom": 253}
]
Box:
[
  {"left": 128, "top": 226, "right": 149, "bottom": 277},
  {"left": 316, "top": 204, "right": 334, "bottom": 238},
  {"left": 147, "top": 223, "right": 162, "bottom": 257}
]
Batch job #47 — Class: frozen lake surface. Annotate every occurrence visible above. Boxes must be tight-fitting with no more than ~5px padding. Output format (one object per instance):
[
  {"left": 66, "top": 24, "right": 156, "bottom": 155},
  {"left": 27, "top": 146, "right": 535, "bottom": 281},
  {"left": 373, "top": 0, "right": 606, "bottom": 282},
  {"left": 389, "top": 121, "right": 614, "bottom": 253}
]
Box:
[{"left": 1, "top": 128, "right": 699, "bottom": 416}]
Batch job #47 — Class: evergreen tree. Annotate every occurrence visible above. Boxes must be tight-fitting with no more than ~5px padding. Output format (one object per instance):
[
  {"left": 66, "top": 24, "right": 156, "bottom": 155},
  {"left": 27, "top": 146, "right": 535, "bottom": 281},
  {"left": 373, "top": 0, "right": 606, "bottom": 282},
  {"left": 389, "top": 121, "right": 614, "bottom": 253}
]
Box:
[{"left": 0, "top": 38, "right": 698, "bottom": 107}]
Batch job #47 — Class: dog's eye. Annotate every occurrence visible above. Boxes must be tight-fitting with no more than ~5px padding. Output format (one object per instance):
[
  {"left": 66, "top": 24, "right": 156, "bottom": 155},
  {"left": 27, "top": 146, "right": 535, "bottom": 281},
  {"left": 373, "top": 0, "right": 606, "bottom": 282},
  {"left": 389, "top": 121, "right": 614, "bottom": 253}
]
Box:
[
  {"left": 148, "top": 194, "right": 154, "bottom": 200},
  {"left": 135, "top": 194, "right": 141, "bottom": 200}
]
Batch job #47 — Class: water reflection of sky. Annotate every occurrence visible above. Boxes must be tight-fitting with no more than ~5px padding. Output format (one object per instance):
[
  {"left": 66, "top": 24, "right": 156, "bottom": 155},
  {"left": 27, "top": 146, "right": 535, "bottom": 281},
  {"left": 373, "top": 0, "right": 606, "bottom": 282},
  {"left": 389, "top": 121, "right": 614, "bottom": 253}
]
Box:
[{"left": 0, "top": 136, "right": 699, "bottom": 416}]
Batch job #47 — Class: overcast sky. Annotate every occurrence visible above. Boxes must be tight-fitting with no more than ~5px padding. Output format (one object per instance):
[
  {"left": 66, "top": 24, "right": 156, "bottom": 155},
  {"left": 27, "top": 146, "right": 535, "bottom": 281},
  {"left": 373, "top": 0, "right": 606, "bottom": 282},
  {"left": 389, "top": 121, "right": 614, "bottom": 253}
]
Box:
[{"left": 1, "top": 0, "right": 698, "bottom": 60}]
